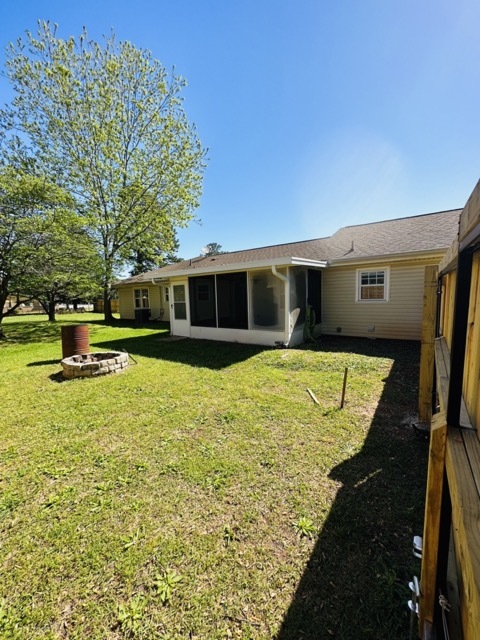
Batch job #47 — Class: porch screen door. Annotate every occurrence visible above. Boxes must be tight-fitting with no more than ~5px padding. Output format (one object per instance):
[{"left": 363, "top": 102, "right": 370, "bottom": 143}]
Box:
[{"left": 171, "top": 283, "right": 190, "bottom": 336}]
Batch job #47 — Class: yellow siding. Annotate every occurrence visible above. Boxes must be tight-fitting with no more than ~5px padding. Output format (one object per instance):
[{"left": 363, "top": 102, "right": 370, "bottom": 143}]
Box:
[
  {"left": 118, "top": 287, "right": 135, "bottom": 320},
  {"left": 322, "top": 260, "right": 442, "bottom": 340},
  {"left": 160, "top": 286, "right": 171, "bottom": 321},
  {"left": 117, "top": 285, "right": 171, "bottom": 322}
]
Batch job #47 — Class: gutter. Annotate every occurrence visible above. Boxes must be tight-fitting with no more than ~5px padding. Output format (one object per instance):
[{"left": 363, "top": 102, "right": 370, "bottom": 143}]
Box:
[{"left": 116, "top": 256, "right": 327, "bottom": 283}]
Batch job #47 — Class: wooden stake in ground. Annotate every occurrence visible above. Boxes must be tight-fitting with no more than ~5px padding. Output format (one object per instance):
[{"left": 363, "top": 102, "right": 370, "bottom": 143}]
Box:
[
  {"left": 340, "top": 367, "right": 348, "bottom": 409},
  {"left": 306, "top": 388, "right": 319, "bottom": 405}
]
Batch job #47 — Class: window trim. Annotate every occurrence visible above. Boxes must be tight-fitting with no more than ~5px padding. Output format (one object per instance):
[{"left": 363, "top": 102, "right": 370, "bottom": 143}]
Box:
[
  {"left": 356, "top": 268, "right": 390, "bottom": 302},
  {"left": 134, "top": 287, "right": 150, "bottom": 309}
]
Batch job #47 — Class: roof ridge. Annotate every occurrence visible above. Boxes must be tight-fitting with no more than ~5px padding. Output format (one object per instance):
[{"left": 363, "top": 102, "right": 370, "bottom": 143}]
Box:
[
  {"left": 211, "top": 235, "right": 331, "bottom": 256},
  {"left": 339, "top": 208, "right": 462, "bottom": 231}
]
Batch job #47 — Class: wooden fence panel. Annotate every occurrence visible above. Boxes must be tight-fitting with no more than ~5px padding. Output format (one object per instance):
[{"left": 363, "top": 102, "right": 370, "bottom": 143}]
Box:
[
  {"left": 442, "top": 271, "right": 457, "bottom": 350},
  {"left": 418, "top": 266, "right": 439, "bottom": 423},
  {"left": 463, "top": 251, "right": 480, "bottom": 429},
  {"left": 419, "top": 412, "right": 447, "bottom": 635}
]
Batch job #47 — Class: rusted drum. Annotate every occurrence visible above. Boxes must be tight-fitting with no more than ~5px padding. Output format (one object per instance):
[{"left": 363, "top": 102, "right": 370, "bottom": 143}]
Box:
[{"left": 61, "top": 324, "right": 90, "bottom": 359}]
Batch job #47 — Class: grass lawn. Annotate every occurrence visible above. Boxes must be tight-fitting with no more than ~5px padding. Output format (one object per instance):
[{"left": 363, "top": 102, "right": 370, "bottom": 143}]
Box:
[{"left": 0, "top": 314, "right": 427, "bottom": 639}]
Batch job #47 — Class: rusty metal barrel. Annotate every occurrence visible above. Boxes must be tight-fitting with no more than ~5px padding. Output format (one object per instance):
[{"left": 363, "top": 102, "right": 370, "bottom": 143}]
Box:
[{"left": 61, "top": 325, "right": 90, "bottom": 359}]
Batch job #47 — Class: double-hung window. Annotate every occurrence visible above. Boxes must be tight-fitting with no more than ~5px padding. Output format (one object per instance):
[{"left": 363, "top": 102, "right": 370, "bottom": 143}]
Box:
[
  {"left": 134, "top": 288, "right": 150, "bottom": 309},
  {"left": 357, "top": 269, "right": 389, "bottom": 301}
]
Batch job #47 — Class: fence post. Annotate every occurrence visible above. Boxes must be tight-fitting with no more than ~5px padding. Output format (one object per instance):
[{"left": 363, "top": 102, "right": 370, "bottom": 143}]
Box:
[{"left": 418, "top": 266, "right": 438, "bottom": 424}]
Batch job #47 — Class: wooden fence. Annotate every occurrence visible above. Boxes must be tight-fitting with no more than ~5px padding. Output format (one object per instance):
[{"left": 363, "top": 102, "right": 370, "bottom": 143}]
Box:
[
  {"left": 93, "top": 299, "right": 119, "bottom": 313},
  {"left": 417, "top": 180, "right": 480, "bottom": 639}
]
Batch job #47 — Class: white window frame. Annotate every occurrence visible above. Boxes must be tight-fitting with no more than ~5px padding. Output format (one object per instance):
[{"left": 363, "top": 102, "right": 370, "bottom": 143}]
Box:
[
  {"left": 134, "top": 288, "right": 150, "bottom": 309},
  {"left": 356, "top": 268, "right": 390, "bottom": 302},
  {"left": 164, "top": 286, "right": 169, "bottom": 302}
]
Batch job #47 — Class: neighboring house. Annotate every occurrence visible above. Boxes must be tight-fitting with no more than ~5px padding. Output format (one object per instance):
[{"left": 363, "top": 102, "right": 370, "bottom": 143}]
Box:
[{"left": 114, "top": 209, "right": 461, "bottom": 346}]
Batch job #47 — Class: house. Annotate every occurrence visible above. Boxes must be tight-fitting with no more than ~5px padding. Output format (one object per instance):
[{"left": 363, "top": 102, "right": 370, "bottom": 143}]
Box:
[{"left": 114, "top": 208, "right": 461, "bottom": 346}]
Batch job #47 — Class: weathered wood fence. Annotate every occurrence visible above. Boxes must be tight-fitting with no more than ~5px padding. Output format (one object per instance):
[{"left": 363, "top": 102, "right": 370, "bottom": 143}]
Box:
[
  {"left": 417, "top": 180, "right": 480, "bottom": 639},
  {"left": 93, "top": 299, "right": 119, "bottom": 313}
]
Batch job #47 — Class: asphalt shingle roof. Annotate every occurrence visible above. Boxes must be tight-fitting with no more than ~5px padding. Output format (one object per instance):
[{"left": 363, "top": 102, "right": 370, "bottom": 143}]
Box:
[
  {"left": 327, "top": 208, "right": 461, "bottom": 261},
  {"left": 116, "top": 208, "right": 461, "bottom": 285}
]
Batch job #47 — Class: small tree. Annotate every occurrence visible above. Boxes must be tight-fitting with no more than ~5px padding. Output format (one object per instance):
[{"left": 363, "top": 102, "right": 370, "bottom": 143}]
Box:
[
  {"left": 202, "top": 242, "right": 225, "bottom": 257},
  {"left": 5, "top": 22, "right": 206, "bottom": 321},
  {"left": 0, "top": 166, "right": 76, "bottom": 336},
  {"left": 22, "top": 211, "right": 102, "bottom": 321}
]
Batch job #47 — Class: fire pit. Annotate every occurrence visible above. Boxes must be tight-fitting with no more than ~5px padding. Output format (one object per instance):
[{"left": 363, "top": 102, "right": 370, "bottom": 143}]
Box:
[{"left": 61, "top": 351, "right": 129, "bottom": 379}]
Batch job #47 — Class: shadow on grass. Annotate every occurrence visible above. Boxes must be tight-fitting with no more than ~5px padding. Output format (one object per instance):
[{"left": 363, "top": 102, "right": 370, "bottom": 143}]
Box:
[
  {"left": 26, "top": 359, "right": 60, "bottom": 367},
  {"left": 276, "top": 338, "right": 427, "bottom": 640},
  {"left": 1, "top": 316, "right": 105, "bottom": 344},
  {"left": 0, "top": 315, "right": 159, "bottom": 345},
  {"left": 93, "top": 333, "right": 267, "bottom": 370}
]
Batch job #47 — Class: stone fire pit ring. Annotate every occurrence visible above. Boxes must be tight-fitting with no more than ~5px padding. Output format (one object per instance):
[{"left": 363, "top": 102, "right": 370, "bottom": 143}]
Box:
[{"left": 61, "top": 351, "right": 129, "bottom": 379}]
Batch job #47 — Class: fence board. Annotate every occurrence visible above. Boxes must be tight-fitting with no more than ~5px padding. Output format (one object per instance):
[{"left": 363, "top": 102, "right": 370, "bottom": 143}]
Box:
[
  {"left": 445, "top": 430, "right": 480, "bottom": 640},
  {"left": 420, "top": 412, "right": 447, "bottom": 633}
]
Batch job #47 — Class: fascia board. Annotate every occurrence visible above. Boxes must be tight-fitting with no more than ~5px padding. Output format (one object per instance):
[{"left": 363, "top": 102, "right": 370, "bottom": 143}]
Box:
[{"left": 127, "top": 257, "right": 328, "bottom": 282}]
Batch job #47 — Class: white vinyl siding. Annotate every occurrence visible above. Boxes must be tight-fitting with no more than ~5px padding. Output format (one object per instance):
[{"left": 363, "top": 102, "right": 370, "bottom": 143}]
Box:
[{"left": 322, "top": 261, "right": 438, "bottom": 340}]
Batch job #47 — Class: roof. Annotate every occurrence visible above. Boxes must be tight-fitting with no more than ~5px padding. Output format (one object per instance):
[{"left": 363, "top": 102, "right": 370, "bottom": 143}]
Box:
[
  {"left": 327, "top": 208, "right": 461, "bottom": 262},
  {"left": 116, "top": 208, "right": 461, "bottom": 285}
]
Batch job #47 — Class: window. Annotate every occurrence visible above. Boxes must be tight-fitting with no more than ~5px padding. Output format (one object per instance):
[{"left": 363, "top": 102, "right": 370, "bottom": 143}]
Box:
[
  {"left": 173, "top": 285, "right": 187, "bottom": 319},
  {"left": 189, "top": 276, "right": 216, "bottom": 327},
  {"left": 164, "top": 287, "right": 169, "bottom": 302},
  {"left": 217, "top": 272, "right": 248, "bottom": 329},
  {"left": 134, "top": 288, "right": 150, "bottom": 308},
  {"left": 357, "top": 269, "right": 389, "bottom": 301},
  {"left": 307, "top": 269, "right": 322, "bottom": 323},
  {"left": 189, "top": 273, "right": 248, "bottom": 329},
  {"left": 250, "top": 269, "right": 285, "bottom": 331}
]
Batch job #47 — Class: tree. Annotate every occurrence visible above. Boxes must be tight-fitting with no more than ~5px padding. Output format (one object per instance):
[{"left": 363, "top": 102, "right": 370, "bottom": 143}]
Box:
[
  {"left": 202, "top": 242, "right": 225, "bottom": 257},
  {"left": 4, "top": 22, "right": 206, "bottom": 321},
  {"left": 128, "top": 221, "right": 180, "bottom": 276},
  {"left": 129, "top": 238, "right": 183, "bottom": 275},
  {"left": 22, "top": 210, "right": 102, "bottom": 322},
  {"left": 0, "top": 165, "right": 76, "bottom": 336}
]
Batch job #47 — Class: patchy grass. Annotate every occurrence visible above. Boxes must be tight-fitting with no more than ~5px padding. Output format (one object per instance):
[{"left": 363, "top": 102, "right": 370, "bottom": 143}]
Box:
[{"left": 0, "top": 314, "right": 427, "bottom": 639}]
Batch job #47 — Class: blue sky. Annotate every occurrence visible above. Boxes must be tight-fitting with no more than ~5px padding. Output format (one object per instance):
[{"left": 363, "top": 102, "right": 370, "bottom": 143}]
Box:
[{"left": 1, "top": 0, "right": 480, "bottom": 259}]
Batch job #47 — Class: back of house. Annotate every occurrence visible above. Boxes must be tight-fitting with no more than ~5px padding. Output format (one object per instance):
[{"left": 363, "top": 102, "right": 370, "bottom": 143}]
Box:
[{"left": 115, "top": 208, "right": 461, "bottom": 346}]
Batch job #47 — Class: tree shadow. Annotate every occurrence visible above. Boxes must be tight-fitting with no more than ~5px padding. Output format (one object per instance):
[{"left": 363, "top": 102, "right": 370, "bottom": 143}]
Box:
[
  {"left": 0, "top": 316, "right": 156, "bottom": 345},
  {"left": 26, "top": 359, "right": 60, "bottom": 367},
  {"left": 276, "top": 338, "right": 427, "bottom": 640},
  {"left": 92, "top": 333, "right": 268, "bottom": 370}
]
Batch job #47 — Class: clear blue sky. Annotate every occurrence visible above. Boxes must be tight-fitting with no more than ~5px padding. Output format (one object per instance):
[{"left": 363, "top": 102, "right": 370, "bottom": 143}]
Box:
[{"left": 1, "top": 0, "right": 479, "bottom": 259}]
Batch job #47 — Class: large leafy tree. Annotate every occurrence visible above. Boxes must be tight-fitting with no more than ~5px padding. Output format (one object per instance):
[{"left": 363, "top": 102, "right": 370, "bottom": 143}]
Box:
[
  {"left": 4, "top": 22, "right": 206, "bottom": 320},
  {"left": 0, "top": 165, "right": 81, "bottom": 336}
]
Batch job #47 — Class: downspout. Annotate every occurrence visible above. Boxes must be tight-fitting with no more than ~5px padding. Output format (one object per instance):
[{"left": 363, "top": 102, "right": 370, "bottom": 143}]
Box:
[
  {"left": 151, "top": 278, "right": 166, "bottom": 320},
  {"left": 271, "top": 266, "right": 289, "bottom": 346},
  {"left": 271, "top": 265, "right": 288, "bottom": 283}
]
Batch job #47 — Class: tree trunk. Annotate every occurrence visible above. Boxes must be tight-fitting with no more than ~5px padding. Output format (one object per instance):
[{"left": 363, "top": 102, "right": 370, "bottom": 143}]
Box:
[
  {"left": 48, "top": 299, "right": 56, "bottom": 322},
  {"left": 103, "top": 286, "right": 114, "bottom": 323},
  {"left": 0, "top": 321, "right": 5, "bottom": 340}
]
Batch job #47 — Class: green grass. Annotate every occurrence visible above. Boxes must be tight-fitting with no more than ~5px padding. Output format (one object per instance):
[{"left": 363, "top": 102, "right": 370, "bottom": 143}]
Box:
[{"left": 0, "top": 314, "right": 427, "bottom": 639}]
